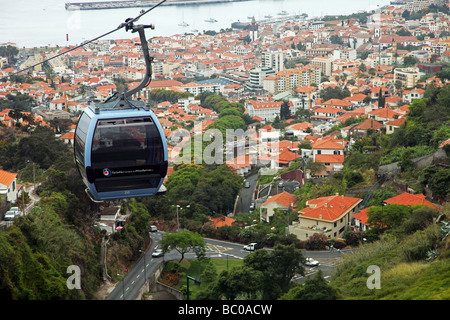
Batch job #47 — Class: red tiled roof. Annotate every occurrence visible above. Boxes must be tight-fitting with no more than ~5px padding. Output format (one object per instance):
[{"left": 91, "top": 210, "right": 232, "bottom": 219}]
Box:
[
  {"left": 59, "top": 132, "right": 75, "bottom": 139},
  {"left": 385, "top": 117, "right": 406, "bottom": 127},
  {"left": 312, "top": 138, "right": 345, "bottom": 150},
  {"left": 210, "top": 216, "right": 236, "bottom": 228},
  {"left": 314, "top": 154, "right": 344, "bottom": 163},
  {"left": 287, "top": 121, "right": 313, "bottom": 131},
  {"left": 353, "top": 118, "right": 384, "bottom": 131},
  {"left": 262, "top": 191, "right": 298, "bottom": 208},
  {"left": 0, "top": 169, "right": 17, "bottom": 187},
  {"left": 277, "top": 149, "right": 301, "bottom": 164},
  {"left": 300, "top": 195, "right": 362, "bottom": 221},
  {"left": 352, "top": 206, "right": 373, "bottom": 226},
  {"left": 384, "top": 192, "right": 440, "bottom": 210}
]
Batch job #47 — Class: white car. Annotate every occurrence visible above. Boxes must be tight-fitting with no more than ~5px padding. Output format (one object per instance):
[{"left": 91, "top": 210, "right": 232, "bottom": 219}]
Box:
[
  {"left": 152, "top": 249, "right": 164, "bottom": 257},
  {"left": 304, "top": 257, "right": 319, "bottom": 266}
]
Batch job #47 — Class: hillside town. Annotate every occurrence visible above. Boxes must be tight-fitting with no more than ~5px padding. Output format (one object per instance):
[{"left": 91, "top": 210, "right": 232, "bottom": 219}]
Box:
[
  {"left": 1, "top": 0, "right": 450, "bottom": 302},
  {"left": 1, "top": 1, "right": 450, "bottom": 239}
]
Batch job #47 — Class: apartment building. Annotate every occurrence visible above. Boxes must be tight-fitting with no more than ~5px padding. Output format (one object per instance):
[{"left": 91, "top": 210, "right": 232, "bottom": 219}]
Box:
[
  {"left": 262, "top": 65, "right": 321, "bottom": 95},
  {"left": 311, "top": 56, "right": 333, "bottom": 77},
  {"left": 394, "top": 67, "right": 422, "bottom": 88},
  {"left": 262, "top": 49, "right": 284, "bottom": 73},
  {"left": 246, "top": 67, "right": 276, "bottom": 91}
]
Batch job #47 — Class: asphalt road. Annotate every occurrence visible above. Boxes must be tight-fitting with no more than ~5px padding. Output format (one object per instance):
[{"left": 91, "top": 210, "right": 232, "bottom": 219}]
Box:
[
  {"left": 106, "top": 232, "right": 350, "bottom": 300},
  {"left": 236, "top": 172, "right": 258, "bottom": 214}
]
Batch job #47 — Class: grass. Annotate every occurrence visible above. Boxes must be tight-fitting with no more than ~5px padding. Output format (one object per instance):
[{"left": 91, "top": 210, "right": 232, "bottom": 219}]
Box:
[{"left": 160, "top": 258, "right": 244, "bottom": 298}]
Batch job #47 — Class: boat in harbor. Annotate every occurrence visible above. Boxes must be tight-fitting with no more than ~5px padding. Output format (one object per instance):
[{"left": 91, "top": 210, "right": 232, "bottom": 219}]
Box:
[
  {"left": 277, "top": 10, "right": 288, "bottom": 15},
  {"left": 205, "top": 17, "right": 218, "bottom": 22},
  {"left": 178, "top": 21, "right": 189, "bottom": 27},
  {"left": 264, "top": 14, "right": 272, "bottom": 18}
]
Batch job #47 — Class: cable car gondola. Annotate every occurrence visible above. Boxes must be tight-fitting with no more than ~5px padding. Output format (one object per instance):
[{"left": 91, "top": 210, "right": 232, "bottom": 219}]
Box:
[{"left": 74, "top": 23, "right": 168, "bottom": 201}]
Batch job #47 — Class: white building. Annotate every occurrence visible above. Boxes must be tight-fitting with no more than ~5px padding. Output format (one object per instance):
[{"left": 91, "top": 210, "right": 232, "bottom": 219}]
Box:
[
  {"left": 0, "top": 169, "right": 18, "bottom": 203},
  {"left": 262, "top": 49, "right": 284, "bottom": 73},
  {"left": 245, "top": 100, "right": 283, "bottom": 121},
  {"left": 246, "top": 67, "right": 275, "bottom": 91}
]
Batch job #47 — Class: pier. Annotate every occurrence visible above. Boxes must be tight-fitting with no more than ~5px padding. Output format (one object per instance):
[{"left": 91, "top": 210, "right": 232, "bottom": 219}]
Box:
[{"left": 65, "top": 0, "right": 250, "bottom": 11}]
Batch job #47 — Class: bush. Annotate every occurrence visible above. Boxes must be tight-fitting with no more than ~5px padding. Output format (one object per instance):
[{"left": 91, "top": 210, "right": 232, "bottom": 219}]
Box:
[
  {"left": 305, "top": 233, "right": 329, "bottom": 250},
  {"left": 401, "top": 225, "right": 440, "bottom": 262}
]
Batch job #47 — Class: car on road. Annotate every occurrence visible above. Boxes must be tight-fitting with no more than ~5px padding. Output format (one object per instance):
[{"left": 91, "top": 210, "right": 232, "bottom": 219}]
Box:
[
  {"left": 243, "top": 243, "right": 262, "bottom": 251},
  {"left": 245, "top": 181, "right": 250, "bottom": 188},
  {"left": 249, "top": 202, "right": 255, "bottom": 210},
  {"left": 152, "top": 249, "right": 164, "bottom": 257},
  {"left": 4, "top": 211, "right": 16, "bottom": 221},
  {"left": 149, "top": 225, "right": 158, "bottom": 232},
  {"left": 304, "top": 257, "right": 319, "bottom": 266}
]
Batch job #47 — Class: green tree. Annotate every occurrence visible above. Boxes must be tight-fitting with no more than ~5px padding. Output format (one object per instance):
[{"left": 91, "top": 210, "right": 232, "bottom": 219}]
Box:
[
  {"left": 159, "top": 230, "right": 206, "bottom": 262},
  {"left": 243, "top": 244, "right": 305, "bottom": 299},
  {"left": 280, "top": 270, "right": 339, "bottom": 300},
  {"left": 280, "top": 100, "right": 292, "bottom": 120},
  {"left": 216, "top": 266, "right": 264, "bottom": 300},
  {"left": 367, "top": 204, "right": 412, "bottom": 233}
]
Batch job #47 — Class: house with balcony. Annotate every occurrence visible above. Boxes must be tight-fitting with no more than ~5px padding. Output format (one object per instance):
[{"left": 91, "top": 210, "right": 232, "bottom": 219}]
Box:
[
  {"left": 314, "top": 154, "right": 345, "bottom": 175},
  {"left": 311, "top": 137, "right": 345, "bottom": 162},
  {"left": 289, "top": 194, "right": 362, "bottom": 241}
]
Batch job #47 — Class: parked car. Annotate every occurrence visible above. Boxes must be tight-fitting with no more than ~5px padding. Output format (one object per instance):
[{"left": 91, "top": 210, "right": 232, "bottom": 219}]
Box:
[
  {"left": 245, "top": 181, "right": 250, "bottom": 188},
  {"left": 152, "top": 249, "right": 164, "bottom": 257},
  {"left": 304, "top": 257, "right": 319, "bottom": 266},
  {"left": 4, "top": 211, "right": 16, "bottom": 221},
  {"left": 149, "top": 225, "right": 158, "bottom": 232},
  {"left": 249, "top": 202, "right": 255, "bottom": 210}
]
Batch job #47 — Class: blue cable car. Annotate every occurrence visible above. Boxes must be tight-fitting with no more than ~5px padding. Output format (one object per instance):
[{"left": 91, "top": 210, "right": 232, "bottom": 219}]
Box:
[{"left": 74, "top": 23, "right": 168, "bottom": 201}]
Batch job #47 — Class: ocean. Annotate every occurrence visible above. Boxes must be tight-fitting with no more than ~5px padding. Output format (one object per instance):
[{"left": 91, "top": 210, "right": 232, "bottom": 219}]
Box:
[{"left": 0, "top": 0, "right": 392, "bottom": 48}]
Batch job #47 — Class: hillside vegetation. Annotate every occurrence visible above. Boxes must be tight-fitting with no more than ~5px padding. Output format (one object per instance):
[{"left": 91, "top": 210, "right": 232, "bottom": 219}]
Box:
[{"left": 330, "top": 220, "right": 450, "bottom": 299}]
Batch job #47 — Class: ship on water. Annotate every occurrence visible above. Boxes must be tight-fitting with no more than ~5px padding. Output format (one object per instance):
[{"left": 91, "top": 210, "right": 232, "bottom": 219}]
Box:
[{"left": 65, "top": 0, "right": 250, "bottom": 10}]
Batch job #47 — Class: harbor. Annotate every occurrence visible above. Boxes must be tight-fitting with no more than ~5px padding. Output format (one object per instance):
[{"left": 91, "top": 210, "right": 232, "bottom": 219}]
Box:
[{"left": 65, "top": 0, "right": 251, "bottom": 10}]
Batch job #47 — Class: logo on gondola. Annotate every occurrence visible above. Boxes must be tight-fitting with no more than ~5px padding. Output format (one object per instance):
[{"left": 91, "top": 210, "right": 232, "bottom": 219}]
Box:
[{"left": 102, "top": 168, "right": 112, "bottom": 177}]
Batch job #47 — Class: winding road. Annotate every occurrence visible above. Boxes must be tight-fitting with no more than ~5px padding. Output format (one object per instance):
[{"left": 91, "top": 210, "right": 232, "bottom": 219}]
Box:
[{"left": 105, "top": 231, "right": 351, "bottom": 300}]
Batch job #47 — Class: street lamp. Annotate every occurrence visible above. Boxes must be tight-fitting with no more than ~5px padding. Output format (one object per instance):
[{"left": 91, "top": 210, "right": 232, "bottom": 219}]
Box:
[{"left": 175, "top": 204, "right": 190, "bottom": 231}]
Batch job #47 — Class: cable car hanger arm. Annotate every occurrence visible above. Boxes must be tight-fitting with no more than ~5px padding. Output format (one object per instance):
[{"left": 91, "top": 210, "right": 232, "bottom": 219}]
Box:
[{"left": 124, "top": 23, "right": 155, "bottom": 99}]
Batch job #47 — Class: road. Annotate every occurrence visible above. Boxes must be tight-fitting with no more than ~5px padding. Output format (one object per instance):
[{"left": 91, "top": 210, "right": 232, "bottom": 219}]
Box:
[
  {"left": 236, "top": 172, "right": 258, "bottom": 214},
  {"left": 106, "top": 232, "right": 350, "bottom": 299}
]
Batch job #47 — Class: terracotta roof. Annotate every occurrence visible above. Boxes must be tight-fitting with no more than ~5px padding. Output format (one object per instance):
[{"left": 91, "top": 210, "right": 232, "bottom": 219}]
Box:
[
  {"left": 353, "top": 118, "right": 384, "bottom": 131},
  {"left": 262, "top": 191, "right": 298, "bottom": 208},
  {"left": 277, "top": 149, "right": 301, "bottom": 164},
  {"left": 0, "top": 169, "right": 17, "bottom": 187},
  {"left": 210, "top": 216, "right": 236, "bottom": 228},
  {"left": 59, "top": 132, "right": 75, "bottom": 139},
  {"left": 314, "top": 154, "right": 344, "bottom": 163},
  {"left": 352, "top": 206, "right": 373, "bottom": 226},
  {"left": 368, "top": 108, "right": 401, "bottom": 120},
  {"left": 344, "top": 93, "right": 367, "bottom": 102},
  {"left": 287, "top": 122, "right": 313, "bottom": 131},
  {"left": 312, "top": 138, "right": 345, "bottom": 150},
  {"left": 300, "top": 195, "right": 362, "bottom": 221},
  {"left": 384, "top": 192, "right": 440, "bottom": 210},
  {"left": 322, "top": 98, "right": 353, "bottom": 108},
  {"left": 385, "top": 117, "right": 406, "bottom": 127}
]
